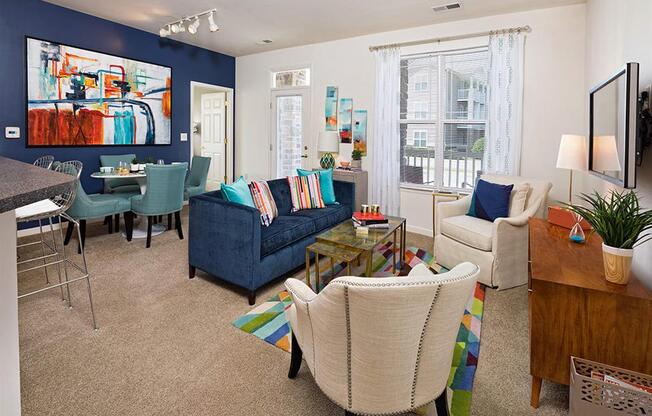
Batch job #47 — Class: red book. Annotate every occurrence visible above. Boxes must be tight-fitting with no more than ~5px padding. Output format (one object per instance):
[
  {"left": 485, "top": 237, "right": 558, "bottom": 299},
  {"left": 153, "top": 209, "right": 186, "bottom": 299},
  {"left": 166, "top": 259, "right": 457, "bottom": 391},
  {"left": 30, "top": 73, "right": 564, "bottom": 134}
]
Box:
[{"left": 353, "top": 212, "right": 386, "bottom": 221}]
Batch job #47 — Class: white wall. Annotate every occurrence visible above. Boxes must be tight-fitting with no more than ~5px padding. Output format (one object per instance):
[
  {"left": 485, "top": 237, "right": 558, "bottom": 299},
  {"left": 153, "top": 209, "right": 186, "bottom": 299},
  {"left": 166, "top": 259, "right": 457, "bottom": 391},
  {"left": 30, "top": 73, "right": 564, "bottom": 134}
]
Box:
[
  {"left": 236, "top": 4, "right": 587, "bottom": 235},
  {"left": 584, "top": 0, "right": 652, "bottom": 287}
]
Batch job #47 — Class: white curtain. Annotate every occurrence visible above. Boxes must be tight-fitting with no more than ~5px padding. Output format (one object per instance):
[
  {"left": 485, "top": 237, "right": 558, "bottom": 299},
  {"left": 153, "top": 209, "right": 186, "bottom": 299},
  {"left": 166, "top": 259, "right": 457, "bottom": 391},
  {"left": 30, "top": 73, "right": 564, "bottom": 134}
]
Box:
[
  {"left": 371, "top": 47, "right": 401, "bottom": 216},
  {"left": 484, "top": 31, "right": 525, "bottom": 176}
]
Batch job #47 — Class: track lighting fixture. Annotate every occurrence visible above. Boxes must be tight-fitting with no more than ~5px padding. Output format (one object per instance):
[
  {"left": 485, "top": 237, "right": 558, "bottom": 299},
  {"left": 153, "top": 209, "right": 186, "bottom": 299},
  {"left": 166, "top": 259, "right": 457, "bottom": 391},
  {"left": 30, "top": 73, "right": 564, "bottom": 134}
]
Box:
[
  {"left": 159, "top": 9, "right": 218, "bottom": 38},
  {"left": 208, "top": 11, "right": 219, "bottom": 32}
]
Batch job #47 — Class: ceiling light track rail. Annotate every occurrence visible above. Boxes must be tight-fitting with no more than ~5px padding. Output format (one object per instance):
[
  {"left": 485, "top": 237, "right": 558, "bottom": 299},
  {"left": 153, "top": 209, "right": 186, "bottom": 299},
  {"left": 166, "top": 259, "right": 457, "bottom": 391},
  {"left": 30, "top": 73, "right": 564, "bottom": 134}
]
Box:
[{"left": 160, "top": 8, "right": 219, "bottom": 37}]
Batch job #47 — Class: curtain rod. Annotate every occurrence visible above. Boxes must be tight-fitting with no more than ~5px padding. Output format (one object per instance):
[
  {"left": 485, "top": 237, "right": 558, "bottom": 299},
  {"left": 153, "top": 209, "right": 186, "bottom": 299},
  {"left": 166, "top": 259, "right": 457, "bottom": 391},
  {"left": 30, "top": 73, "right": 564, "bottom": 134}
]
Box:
[{"left": 368, "top": 25, "right": 531, "bottom": 52}]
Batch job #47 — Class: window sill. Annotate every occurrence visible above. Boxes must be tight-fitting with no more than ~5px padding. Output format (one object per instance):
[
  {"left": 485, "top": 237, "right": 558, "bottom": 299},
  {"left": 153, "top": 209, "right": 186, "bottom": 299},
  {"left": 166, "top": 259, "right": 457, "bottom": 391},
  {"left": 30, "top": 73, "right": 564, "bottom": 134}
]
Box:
[{"left": 400, "top": 183, "right": 473, "bottom": 194}]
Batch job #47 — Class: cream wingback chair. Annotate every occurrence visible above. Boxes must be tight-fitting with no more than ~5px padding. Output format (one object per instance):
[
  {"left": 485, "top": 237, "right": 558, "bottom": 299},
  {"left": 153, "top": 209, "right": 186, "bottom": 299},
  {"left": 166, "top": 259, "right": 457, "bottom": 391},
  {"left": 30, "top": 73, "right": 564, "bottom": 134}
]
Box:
[
  {"left": 285, "top": 262, "right": 479, "bottom": 416},
  {"left": 435, "top": 174, "right": 552, "bottom": 289}
]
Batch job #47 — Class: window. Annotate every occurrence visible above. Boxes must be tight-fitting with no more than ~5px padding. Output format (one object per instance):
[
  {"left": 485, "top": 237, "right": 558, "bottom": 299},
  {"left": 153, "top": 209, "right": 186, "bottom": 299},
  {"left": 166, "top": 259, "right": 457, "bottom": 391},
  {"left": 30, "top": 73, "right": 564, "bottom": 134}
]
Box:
[
  {"left": 272, "top": 68, "right": 310, "bottom": 89},
  {"left": 413, "top": 130, "right": 428, "bottom": 147},
  {"left": 400, "top": 48, "right": 488, "bottom": 190}
]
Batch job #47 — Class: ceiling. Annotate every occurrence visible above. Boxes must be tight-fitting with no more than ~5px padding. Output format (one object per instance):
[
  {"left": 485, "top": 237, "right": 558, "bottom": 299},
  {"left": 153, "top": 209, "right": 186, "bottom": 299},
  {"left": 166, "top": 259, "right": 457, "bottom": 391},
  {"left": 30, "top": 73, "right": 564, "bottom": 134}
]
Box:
[{"left": 45, "top": 0, "right": 585, "bottom": 56}]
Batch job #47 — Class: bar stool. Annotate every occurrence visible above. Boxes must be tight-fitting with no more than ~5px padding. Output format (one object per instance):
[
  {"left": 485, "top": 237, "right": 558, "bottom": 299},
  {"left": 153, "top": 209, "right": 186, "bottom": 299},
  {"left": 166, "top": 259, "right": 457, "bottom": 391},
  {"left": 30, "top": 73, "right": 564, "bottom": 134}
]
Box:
[{"left": 16, "top": 161, "right": 98, "bottom": 330}]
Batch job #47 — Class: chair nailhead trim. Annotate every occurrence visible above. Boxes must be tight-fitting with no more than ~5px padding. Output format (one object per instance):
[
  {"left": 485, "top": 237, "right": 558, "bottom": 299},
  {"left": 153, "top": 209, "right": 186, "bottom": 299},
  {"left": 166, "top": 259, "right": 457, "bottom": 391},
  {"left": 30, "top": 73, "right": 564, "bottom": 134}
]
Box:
[
  {"left": 411, "top": 286, "right": 441, "bottom": 408},
  {"left": 345, "top": 286, "right": 352, "bottom": 410}
]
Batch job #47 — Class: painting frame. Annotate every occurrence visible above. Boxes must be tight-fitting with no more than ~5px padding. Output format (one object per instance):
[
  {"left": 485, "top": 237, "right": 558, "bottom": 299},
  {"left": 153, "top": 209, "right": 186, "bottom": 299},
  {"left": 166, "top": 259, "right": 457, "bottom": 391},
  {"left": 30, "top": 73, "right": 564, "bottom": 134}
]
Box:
[
  {"left": 352, "top": 110, "right": 367, "bottom": 156},
  {"left": 24, "top": 35, "right": 173, "bottom": 148},
  {"left": 338, "top": 98, "right": 353, "bottom": 144},
  {"left": 325, "top": 86, "right": 338, "bottom": 131}
]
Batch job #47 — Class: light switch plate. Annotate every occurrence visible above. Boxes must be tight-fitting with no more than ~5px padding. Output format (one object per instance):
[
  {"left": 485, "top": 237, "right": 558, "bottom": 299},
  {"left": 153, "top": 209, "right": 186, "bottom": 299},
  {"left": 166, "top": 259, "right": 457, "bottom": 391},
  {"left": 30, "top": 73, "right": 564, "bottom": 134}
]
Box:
[
  {"left": 5, "top": 127, "right": 20, "bottom": 139},
  {"left": 180, "top": 133, "right": 188, "bottom": 142}
]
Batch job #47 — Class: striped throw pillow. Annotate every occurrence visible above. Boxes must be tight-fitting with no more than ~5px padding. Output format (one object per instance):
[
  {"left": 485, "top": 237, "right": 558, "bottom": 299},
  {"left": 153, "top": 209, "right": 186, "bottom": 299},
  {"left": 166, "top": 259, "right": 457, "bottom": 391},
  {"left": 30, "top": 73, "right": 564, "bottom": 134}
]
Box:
[
  {"left": 250, "top": 180, "right": 278, "bottom": 226},
  {"left": 287, "top": 173, "right": 325, "bottom": 212}
]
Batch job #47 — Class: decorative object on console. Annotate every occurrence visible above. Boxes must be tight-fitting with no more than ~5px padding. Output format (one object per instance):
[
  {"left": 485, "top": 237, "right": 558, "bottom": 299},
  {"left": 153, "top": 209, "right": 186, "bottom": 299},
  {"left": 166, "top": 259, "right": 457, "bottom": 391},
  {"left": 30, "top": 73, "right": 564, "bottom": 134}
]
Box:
[
  {"left": 568, "top": 212, "right": 586, "bottom": 244},
  {"left": 27, "top": 37, "right": 171, "bottom": 147},
  {"left": 556, "top": 134, "right": 587, "bottom": 204},
  {"left": 317, "top": 131, "right": 339, "bottom": 169},
  {"left": 339, "top": 161, "right": 350, "bottom": 168},
  {"left": 547, "top": 205, "right": 592, "bottom": 230},
  {"left": 351, "top": 149, "right": 363, "bottom": 169},
  {"left": 567, "top": 190, "right": 652, "bottom": 285},
  {"left": 338, "top": 98, "right": 353, "bottom": 143},
  {"left": 325, "top": 86, "right": 338, "bottom": 131},
  {"left": 352, "top": 110, "right": 368, "bottom": 156}
]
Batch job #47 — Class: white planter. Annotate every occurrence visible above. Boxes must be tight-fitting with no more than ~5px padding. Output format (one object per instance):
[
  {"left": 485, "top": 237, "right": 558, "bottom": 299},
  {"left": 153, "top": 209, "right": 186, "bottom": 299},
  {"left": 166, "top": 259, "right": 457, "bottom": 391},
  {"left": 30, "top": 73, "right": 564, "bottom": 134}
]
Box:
[
  {"left": 351, "top": 159, "right": 361, "bottom": 169},
  {"left": 601, "top": 243, "right": 634, "bottom": 285},
  {"left": 139, "top": 164, "right": 147, "bottom": 171},
  {"left": 130, "top": 164, "right": 139, "bottom": 172}
]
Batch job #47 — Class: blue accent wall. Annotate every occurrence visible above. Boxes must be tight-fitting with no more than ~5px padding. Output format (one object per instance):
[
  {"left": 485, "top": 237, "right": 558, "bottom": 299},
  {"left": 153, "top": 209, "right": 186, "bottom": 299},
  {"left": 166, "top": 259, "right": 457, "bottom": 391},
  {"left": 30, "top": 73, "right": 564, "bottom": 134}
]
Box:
[{"left": 0, "top": 0, "right": 235, "bottom": 194}]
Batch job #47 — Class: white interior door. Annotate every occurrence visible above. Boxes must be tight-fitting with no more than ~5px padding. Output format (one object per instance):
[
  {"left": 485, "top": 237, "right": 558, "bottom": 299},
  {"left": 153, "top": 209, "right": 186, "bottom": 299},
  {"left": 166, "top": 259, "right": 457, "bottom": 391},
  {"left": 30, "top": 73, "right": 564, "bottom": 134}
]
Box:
[
  {"left": 201, "top": 92, "right": 226, "bottom": 188},
  {"left": 271, "top": 89, "right": 310, "bottom": 178}
]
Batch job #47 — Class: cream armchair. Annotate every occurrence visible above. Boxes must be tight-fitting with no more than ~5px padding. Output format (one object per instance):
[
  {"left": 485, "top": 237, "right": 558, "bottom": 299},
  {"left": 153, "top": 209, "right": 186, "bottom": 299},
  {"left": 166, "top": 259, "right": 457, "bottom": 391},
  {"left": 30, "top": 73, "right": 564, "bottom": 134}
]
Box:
[
  {"left": 285, "top": 262, "right": 479, "bottom": 416},
  {"left": 434, "top": 174, "right": 552, "bottom": 289}
]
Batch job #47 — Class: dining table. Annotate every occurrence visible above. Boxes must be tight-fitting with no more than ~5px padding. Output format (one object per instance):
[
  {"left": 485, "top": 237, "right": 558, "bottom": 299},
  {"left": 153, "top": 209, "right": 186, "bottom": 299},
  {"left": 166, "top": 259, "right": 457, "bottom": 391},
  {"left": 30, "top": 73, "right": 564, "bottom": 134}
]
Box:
[{"left": 90, "top": 170, "right": 166, "bottom": 239}]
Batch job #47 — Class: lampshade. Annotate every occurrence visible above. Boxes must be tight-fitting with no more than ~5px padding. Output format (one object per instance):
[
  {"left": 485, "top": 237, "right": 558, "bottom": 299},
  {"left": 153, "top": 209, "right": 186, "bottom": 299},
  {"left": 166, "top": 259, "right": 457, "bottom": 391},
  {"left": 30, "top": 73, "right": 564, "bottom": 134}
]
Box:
[
  {"left": 593, "top": 135, "right": 621, "bottom": 172},
  {"left": 556, "top": 134, "right": 587, "bottom": 170},
  {"left": 318, "top": 131, "right": 340, "bottom": 153}
]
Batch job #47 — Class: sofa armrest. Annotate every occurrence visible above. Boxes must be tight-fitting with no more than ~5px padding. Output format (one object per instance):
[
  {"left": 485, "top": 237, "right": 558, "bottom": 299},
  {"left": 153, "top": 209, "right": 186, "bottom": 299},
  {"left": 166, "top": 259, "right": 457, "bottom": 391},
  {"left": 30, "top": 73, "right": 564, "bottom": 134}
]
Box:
[
  {"left": 333, "top": 180, "right": 356, "bottom": 209},
  {"left": 188, "top": 194, "right": 262, "bottom": 289},
  {"left": 435, "top": 195, "right": 472, "bottom": 236}
]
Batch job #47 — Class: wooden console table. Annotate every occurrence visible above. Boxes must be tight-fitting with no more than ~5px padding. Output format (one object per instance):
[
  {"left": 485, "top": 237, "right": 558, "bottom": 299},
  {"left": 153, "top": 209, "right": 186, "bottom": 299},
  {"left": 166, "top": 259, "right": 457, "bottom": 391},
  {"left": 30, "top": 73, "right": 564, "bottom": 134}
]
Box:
[{"left": 528, "top": 218, "right": 652, "bottom": 408}]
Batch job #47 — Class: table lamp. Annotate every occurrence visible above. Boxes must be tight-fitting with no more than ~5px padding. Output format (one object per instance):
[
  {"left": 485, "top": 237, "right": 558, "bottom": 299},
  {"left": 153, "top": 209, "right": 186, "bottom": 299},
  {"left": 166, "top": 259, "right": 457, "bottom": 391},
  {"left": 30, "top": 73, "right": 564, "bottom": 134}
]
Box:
[
  {"left": 318, "top": 131, "right": 339, "bottom": 169},
  {"left": 556, "top": 134, "right": 587, "bottom": 204}
]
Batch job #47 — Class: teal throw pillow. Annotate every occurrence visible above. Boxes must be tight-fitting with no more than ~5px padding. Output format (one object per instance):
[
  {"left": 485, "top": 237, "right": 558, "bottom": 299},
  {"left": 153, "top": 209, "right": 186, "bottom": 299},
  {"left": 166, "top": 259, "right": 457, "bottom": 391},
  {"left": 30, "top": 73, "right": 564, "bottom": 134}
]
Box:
[
  {"left": 297, "top": 168, "right": 337, "bottom": 205},
  {"left": 221, "top": 176, "right": 255, "bottom": 208}
]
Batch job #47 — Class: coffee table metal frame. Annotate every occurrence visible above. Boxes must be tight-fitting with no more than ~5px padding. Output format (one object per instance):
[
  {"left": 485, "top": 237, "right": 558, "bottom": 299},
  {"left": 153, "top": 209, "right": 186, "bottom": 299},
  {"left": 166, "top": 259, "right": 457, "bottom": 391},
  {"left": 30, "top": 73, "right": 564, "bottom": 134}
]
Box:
[{"left": 306, "top": 216, "right": 407, "bottom": 292}]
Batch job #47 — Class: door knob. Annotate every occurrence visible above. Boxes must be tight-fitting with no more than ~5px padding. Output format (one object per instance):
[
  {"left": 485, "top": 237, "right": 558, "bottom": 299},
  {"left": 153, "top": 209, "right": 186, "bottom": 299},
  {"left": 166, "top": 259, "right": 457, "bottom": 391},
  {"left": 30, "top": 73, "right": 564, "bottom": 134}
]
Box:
[{"left": 301, "top": 154, "right": 308, "bottom": 158}]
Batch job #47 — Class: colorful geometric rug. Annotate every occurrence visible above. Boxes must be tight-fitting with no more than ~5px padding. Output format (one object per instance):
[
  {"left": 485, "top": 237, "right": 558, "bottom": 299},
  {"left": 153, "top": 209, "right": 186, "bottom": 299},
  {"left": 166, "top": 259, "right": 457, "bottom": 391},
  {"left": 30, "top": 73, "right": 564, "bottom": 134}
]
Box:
[{"left": 233, "top": 245, "right": 485, "bottom": 416}]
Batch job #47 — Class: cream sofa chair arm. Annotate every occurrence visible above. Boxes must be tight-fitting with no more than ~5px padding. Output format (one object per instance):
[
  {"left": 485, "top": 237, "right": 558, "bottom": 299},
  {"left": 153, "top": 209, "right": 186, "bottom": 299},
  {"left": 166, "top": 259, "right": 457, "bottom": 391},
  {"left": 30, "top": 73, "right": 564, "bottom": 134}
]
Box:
[
  {"left": 435, "top": 195, "right": 472, "bottom": 237},
  {"left": 285, "top": 278, "right": 317, "bottom": 304}
]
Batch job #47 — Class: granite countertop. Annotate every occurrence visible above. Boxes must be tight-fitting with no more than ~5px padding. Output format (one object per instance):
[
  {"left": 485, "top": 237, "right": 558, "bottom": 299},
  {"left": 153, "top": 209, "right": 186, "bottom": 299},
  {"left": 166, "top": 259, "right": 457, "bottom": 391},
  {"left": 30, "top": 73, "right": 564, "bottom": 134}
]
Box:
[{"left": 0, "top": 156, "right": 76, "bottom": 214}]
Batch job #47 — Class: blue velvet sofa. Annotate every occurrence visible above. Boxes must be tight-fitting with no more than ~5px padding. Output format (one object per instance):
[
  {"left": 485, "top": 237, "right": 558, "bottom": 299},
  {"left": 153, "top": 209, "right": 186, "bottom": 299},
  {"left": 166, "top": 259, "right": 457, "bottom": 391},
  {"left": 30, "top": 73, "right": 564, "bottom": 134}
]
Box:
[{"left": 188, "top": 178, "right": 355, "bottom": 304}]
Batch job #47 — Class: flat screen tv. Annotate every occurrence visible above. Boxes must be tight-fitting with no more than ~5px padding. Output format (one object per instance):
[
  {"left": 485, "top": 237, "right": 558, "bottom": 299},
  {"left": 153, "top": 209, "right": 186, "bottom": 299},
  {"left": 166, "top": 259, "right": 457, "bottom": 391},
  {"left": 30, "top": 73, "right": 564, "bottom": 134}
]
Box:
[{"left": 589, "top": 62, "right": 639, "bottom": 188}]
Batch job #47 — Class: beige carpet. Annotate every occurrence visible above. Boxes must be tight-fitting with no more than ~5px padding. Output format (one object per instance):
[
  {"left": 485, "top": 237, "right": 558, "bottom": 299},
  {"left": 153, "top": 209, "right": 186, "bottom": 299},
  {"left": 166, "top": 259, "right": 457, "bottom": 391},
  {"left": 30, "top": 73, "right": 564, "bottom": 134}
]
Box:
[{"left": 17, "top": 209, "right": 568, "bottom": 415}]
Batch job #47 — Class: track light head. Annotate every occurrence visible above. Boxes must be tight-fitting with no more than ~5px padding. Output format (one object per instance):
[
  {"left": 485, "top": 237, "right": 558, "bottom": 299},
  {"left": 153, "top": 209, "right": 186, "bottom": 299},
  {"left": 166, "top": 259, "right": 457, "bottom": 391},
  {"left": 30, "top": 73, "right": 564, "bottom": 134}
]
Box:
[
  {"left": 170, "top": 23, "right": 180, "bottom": 34},
  {"left": 208, "top": 11, "right": 219, "bottom": 32},
  {"left": 188, "top": 17, "right": 200, "bottom": 34},
  {"left": 159, "top": 26, "right": 170, "bottom": 38}
]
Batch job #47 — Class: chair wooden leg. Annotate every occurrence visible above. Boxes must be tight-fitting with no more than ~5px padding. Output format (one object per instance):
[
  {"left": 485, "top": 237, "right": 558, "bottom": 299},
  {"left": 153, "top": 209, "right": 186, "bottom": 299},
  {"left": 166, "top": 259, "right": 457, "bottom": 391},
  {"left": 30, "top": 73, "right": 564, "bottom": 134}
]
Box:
[
  {"left": 174, "top": 211, "right": 183, "bottom": 240},
  {"left": 146, "top": 216, "right": 153, "bottom": 248},
  {"left": 114, "top": 213, "right": 120, "bottom": 233},
  {"left": 288, "top": 333, "right": 303, "bottom": 379},
  {"left": 103, "top": 216, "right": 109, "bottom": 225},
  {"left": 168, "top": 213, "right": 172, "bottom": 230},
  {"left": 63, "top": 220, "right": 74, "bottom": 246},
  {"left": 189, "top": 264, "right": 196, "bottom": 279},
  {"left": 107, "top": 215, "right": 113, "bottom": 234},
  {"left": 434, "top": 389, "right": 449, "bottom": 416},
  {"left": 124, "top": 212, "right": 134, "bottom": 241},
  {"left": 248, "top": 291, "right": 256, "bottom": 305},
  {"left": 78, "top": 220, "right": 86, "bottom": 254}
]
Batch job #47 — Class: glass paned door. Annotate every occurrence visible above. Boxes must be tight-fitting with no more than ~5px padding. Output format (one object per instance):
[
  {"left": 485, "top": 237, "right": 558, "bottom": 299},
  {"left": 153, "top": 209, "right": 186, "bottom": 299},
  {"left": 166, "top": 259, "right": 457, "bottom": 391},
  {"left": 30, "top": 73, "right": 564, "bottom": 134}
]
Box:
[{"left": 271, "top": 89, "right": 310, "bottom": 178}]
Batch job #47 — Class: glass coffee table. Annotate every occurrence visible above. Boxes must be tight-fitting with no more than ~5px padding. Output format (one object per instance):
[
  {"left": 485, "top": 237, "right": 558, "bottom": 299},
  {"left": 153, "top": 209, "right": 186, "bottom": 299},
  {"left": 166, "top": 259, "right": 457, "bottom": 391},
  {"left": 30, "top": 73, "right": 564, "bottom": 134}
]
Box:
[{"left": 306, "top": 216, "right": 407, "bottom": 291}]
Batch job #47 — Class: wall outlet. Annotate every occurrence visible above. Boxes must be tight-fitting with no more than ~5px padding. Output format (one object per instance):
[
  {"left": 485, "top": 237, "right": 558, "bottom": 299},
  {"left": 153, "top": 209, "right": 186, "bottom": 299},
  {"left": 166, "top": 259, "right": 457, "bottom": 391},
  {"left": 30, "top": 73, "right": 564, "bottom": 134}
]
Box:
[
  {"left": 5, "top": 127, "right": 20, "bottom": 139},
  {"left": 180, "top": 133, "right": 188, "bottom": 142}
]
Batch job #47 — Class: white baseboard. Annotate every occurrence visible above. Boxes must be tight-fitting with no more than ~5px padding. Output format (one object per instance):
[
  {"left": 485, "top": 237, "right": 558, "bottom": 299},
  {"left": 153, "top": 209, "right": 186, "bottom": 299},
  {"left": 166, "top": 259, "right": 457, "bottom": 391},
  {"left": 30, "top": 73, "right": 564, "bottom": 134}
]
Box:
[{"left": 406, "top": 224, "right": 433, "bottom": 237}]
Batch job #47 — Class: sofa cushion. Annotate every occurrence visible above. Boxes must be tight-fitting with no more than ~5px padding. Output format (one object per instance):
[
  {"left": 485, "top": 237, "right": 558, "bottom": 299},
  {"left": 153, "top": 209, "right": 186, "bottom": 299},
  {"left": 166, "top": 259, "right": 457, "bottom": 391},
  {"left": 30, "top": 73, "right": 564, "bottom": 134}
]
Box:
[
  {"left": 267, "top": 178, "right": 293, "bottom": 216},
  {"left": 468, "top": 179, "right": 513, "bottom": 222},
  {"left": 441, "top": 215, "right": 493, "bottom": 251},
  {"left": 290, "top": 204, "right": 351, "bottom": 232},
  {"left": 261, "top": 216, "right": 316, "bottom": 257}
]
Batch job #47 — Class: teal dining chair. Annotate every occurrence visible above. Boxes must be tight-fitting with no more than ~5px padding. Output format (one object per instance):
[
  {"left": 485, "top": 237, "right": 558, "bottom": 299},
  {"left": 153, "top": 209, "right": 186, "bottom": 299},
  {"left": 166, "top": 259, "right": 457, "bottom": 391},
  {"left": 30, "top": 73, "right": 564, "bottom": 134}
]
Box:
[
  {"left": 131, "top": 163, "right": 187, "bottom": 248},
  {"left": 64, "top": 181, "right": 139, "bottom": 252},
  {"left": 99, "top": 154, "right": 140, "bottom": 193},
  {"left": 184, "top": 156, "right": 211, "bottom": 200}
]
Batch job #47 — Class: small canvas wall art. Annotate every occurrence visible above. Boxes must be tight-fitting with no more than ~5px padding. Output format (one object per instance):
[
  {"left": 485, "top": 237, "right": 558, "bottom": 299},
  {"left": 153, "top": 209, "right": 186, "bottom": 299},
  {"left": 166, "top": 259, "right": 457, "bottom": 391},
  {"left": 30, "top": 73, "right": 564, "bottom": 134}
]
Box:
[
  {"left": 26, "top": 37, "right": 172, "bottom": 146},
  {"left": 339, "top": 98, "right": 353, "bottom": 143},
  {"left": 352, "top": 110, "right": 367, "bottom": 156},
  {"left": 325, "top": 86, "right": 338, "bottom": 131}
]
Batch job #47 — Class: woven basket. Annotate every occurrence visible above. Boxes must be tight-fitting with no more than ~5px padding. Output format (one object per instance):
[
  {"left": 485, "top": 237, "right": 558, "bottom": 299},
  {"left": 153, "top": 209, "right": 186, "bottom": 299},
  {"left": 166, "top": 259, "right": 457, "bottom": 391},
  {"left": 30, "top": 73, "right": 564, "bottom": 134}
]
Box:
[{"left": 570, "top": 357, "right": 652, "bottom": 415}]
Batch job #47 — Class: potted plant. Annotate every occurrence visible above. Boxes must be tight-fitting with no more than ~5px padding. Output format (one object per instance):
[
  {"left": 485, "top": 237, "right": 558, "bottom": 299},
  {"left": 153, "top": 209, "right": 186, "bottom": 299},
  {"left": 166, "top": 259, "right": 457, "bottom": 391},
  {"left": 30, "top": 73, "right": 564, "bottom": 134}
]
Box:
[
  {"left": 351, "top": 149, "right": 363, "bottom": 169},
  {"left": 568, "top": 190, "right": 652, "bottom": 285},
  {"left": 130, "top": 157, "right": 140, "bottom": 172}
]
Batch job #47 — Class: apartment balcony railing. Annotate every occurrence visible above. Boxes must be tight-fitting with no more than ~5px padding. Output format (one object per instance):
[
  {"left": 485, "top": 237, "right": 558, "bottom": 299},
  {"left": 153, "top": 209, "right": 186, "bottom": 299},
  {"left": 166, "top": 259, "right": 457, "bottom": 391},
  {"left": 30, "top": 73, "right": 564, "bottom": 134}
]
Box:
[
  {"left": 457, "top": 88, "right": 486, "bottom": 103},
  {"left": 401, "top": 146, "right": 482, "bottom": 189}
]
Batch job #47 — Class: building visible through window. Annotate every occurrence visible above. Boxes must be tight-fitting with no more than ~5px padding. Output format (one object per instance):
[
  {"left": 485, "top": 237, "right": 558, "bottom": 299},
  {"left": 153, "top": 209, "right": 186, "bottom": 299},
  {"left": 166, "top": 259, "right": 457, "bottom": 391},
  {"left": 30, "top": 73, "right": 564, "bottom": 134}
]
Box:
[{"left": 400, "top": 48, "right": 488, "bottom": 190}]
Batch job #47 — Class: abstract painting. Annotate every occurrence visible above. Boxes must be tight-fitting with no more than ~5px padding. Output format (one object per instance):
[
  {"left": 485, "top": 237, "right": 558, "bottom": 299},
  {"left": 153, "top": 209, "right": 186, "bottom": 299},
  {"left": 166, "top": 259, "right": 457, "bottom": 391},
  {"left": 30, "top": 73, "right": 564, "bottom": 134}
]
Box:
[
  {"left": 325, "top": 86, "right": 338, "bottom": 131},
  {"left": 339, "top": 98, "right": 353, "bottom": 143},
  {"left": 352, "top": 110, "right": 367, "bottom": 156},
  {"left": 26, "top": 37, "right": 171, "bottom": 146}
]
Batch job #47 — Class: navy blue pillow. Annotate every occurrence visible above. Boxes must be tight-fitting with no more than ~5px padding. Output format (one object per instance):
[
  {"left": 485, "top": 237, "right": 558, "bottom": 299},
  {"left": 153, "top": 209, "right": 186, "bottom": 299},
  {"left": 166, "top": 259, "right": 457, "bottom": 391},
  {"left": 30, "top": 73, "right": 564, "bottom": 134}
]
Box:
[{"left": 468, "top": 179, "right": 514, "bottom": 222}]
